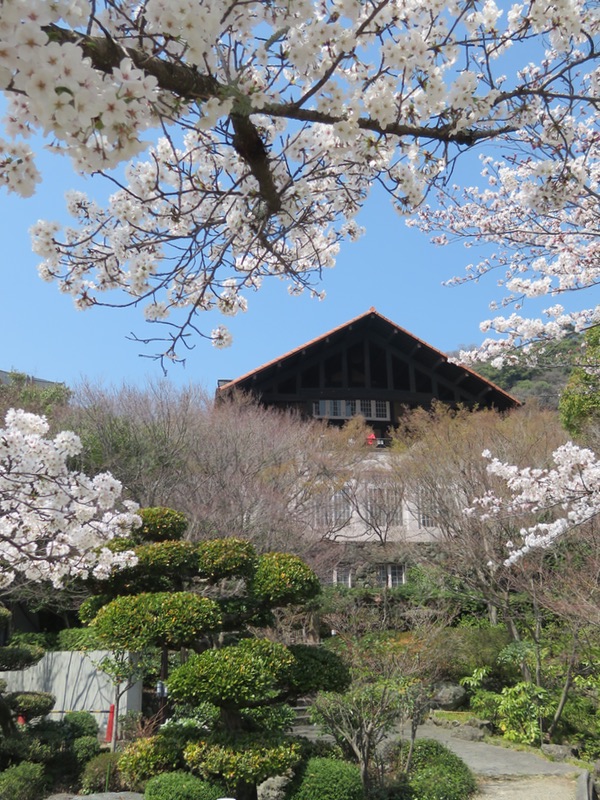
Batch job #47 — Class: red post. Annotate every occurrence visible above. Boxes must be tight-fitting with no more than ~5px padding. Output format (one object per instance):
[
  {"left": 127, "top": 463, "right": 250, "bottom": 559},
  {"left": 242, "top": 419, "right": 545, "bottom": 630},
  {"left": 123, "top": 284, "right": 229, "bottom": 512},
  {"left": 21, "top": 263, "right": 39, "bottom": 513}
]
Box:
[{"left": 105, "top": 704, "right": 115, "bottom": 743}]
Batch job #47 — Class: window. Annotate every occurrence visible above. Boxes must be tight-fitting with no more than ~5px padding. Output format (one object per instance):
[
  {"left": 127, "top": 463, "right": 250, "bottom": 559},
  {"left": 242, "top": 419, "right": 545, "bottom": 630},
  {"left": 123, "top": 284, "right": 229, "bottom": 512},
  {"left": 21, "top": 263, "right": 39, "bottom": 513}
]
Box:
[
  {"left": 416, "top": 489, "right": 436, "bottom": 528},
  {"left": 334, "top": 564, "right": 352, "bottom": 587},
  {"left": 365, "top": 485, "right": 403, "bottom": 526},
  {"left": 376, "top": 563, "right": 405, "bottom": 588},
  {"left": 311, "top": 399, "right": 389, "bottom": 421},
  {"left": 375, "top": 400, "right": 388, "bottom": 419},
  {"left": 314, "top": 490, "right": 352, "bottom": 529}
]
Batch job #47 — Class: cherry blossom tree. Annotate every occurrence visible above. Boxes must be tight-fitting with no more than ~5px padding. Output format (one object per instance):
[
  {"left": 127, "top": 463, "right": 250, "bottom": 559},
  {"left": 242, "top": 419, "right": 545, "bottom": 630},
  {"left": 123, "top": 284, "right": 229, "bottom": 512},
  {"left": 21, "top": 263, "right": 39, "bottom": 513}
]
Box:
[
  {"left": 0, "top": 0, "right": 598, "bottom": 361},
  {"left": 0, "top": 408, "right": 139, "bottom": 590}
]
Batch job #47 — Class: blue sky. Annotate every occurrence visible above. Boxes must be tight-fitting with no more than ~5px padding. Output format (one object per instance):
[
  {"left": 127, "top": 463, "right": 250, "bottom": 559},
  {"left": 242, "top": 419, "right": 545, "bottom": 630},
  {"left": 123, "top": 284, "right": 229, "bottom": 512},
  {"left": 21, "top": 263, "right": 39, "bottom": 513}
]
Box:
[{"left": 0, "top": 145, "right": 510, "bottom": 394}]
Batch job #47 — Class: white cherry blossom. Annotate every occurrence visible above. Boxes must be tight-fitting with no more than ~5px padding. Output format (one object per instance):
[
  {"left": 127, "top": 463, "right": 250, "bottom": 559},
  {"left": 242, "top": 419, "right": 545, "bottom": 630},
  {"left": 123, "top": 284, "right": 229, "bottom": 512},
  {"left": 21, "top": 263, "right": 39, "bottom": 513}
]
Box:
[
  {"left": 0, "top": 0, "right": 596, "bottom": 359},
  {"left": 0, "top": 409, "right": 139, "bottom": 589}
]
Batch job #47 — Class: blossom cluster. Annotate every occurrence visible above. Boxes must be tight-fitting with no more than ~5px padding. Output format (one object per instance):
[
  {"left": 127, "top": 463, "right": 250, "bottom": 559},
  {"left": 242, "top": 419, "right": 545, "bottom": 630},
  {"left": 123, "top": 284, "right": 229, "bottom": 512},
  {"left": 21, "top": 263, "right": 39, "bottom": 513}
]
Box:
[
  {"left": 412, "top": 113, "right": 600, "bottom": 363},
  {"left": 0, "top": 0, "right": 596, "bottom": 355},
  {"left": 469, "top": 443, "right": 600, "bottom": 563},
  {"left": 0, "top": 409, "right": 139, "bottom": 589}
]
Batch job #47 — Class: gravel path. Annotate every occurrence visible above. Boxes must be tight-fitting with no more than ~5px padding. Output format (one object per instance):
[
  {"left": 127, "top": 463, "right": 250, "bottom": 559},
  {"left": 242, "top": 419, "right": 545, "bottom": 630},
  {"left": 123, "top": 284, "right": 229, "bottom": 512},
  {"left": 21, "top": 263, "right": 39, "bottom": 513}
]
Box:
[{"left": 414, "top": 722, "right": 581, "bottom": 800}]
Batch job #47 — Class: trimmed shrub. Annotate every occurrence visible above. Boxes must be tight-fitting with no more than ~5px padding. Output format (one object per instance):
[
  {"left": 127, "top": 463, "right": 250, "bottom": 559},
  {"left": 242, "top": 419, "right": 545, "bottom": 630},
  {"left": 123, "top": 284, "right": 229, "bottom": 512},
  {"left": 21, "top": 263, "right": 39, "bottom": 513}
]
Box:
[
  {"left": 92, "top": 592, "right": 221, "bottom": 650},
  {"left": 63, "top": 711, "right": 99, "bottom": 740},
  {"left": 56, "top": 627, "right": 99, "bottom": 651},
  {"left": 145, "top": 771, "right": 227, "bottom": 800},
  {"left": 72, "top": 735, "right": 102, "bottom": 768},
  {"left": 136, "top": 507, "right": 188, "bottom": 542},
  {"left": 286, "top": 757, "right": 363, "bottom": 800},
  {"left": 0, "top": 761, "right": 45, "bottom": 800},
  {"left": 408, "top": 739, "right": 477, "bottom": 800},
  {"left": 0, "top": 645, "right": 44, "bottom": 671},
  {"left": 6, "top": 691, "right": 55, "bottom": 721},
  {"left": 196, "top": 538, "right": 256, "bottom": 580},
  {"left": 80, "top": 752, "right": 123, "bottom": 794},
  {"left": 251, "top": 553, "right": 320, "bottom": 606},
  {"left": 184, "top": 734, "right": 302, "bottom": 787},
  {"left": 118, "top": 735, "right": 183, "bottom": 791}
]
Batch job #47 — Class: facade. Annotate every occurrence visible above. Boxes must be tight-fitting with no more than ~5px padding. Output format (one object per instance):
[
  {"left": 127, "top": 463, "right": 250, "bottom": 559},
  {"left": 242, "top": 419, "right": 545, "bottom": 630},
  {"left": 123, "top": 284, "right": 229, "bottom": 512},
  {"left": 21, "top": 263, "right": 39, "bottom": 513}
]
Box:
[
  {"left": 217, "top": 308, "right": 517, "bottom": 440},
  {"left": 218, "top": 309, "right": 519, "bottom": 587}
]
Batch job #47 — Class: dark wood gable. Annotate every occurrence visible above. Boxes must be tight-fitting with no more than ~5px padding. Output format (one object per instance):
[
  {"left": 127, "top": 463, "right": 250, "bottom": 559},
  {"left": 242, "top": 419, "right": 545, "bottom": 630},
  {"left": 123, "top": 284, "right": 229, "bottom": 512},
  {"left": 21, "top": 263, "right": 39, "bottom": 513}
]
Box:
[{"left": 217, "top": 309, "right": 518, "bottom": 433}]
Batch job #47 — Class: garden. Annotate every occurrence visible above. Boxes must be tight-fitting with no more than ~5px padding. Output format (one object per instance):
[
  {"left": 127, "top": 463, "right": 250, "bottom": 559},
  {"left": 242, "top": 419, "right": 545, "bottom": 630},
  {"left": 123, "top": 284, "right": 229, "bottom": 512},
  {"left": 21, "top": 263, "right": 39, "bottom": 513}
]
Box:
[{"left": 0, "top": 501, "right": 598, "bottom": 800}]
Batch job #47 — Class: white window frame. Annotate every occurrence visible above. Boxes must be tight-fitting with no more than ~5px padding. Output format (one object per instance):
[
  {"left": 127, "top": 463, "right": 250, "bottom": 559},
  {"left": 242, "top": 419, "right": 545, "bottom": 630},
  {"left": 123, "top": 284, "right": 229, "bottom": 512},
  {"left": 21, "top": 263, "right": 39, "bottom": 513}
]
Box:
[
  {"left": 334, "top": 564, "right": 353, "bottom": 587},
  {"left": 376, "top": 563, "right": 405, "bottom": 588},
  {"left": 312, "top": 399, "right": 390, "bottom": 421}
]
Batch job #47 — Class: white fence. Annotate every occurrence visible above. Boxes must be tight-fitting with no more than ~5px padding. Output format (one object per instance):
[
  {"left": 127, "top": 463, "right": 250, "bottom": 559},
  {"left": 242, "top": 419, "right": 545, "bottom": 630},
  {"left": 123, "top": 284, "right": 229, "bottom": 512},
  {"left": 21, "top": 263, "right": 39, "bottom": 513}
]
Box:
[{"left": 0, "top": 650, "right": 142, "bottom": 733}]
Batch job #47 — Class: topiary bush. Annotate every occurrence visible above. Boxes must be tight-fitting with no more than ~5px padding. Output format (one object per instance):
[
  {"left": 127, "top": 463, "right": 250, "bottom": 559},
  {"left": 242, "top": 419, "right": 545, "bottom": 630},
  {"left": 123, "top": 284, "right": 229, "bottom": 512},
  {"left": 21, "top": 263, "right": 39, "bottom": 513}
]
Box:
[
  {"left": 92, "top": 592, "right": 221, "bottom": 650},
  {"left": 407, "top": 739, "right": 477, "bottom": 800},
  {"left": 196, "top": 538, "right": 257, "bottom": 580},
  {"left": 80, "top": 751, "right": 123, "bottom": 794},
  {"left": 63, "top": 711, "right": 99, "bottom": 740},
  {"left": 145, "top": 771, "right": 227, "bottom": 800},
  {"left": 184, "top": 734, "right": 302, "bottom": 788},
  {"left": 285, "top": 757, "right": 363, "bottom": 800},
  {"left": 72, "top": 735, "right": 102, "bottom": 770},
  {"left": 251, "top": 553, "right": 321, "bottom": 606},
  {"left": 0, "top": 645, "right": 44, "bottom": 671},
  {"left": 118, "top": 734, "right": 183, "bottom": 791},
  {"left": 136, "top": 507, "right": 189, "bottom": 543},
  {"left": 0, "top": 761, "right": 46, "bottom": 800},
  {"left": 5, "top": 691, "right": 55, "bottom": 721}
]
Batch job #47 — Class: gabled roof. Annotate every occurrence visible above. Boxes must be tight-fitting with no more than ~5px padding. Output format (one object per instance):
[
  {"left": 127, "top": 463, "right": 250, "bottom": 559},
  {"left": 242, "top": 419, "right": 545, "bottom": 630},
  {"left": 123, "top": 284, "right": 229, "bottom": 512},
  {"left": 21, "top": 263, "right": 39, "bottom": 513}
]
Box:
[{"left": 217, "top": 308, "right": 518, "bottom": 410}]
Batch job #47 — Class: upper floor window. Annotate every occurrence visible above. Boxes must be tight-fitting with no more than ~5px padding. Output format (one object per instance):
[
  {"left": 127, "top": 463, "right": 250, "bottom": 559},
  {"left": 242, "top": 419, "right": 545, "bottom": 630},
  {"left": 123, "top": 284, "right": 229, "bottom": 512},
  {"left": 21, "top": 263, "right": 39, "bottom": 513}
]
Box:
[
  {"left": 365, "top": 485, "right": 403, "bottom": 526},
  {"left": 312, "top": 399, "right": 390, "bottom": 421},
  {"left": 416, "top": 489, "right": 437, "bottom": 528},
  {"left": 314, "top": 490, "right": 352, "bottom": 529}
]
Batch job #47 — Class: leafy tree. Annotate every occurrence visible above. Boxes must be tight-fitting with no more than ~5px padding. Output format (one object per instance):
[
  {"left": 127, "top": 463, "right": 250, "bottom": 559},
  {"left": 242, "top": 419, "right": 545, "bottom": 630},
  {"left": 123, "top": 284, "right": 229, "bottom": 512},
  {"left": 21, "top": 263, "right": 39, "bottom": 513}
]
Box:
[
  {"left": 559, "top": 328, "right": 600, "bottom": 436},
  {"left": 83, "top": 508, "right": 350, "bottom": 800}
]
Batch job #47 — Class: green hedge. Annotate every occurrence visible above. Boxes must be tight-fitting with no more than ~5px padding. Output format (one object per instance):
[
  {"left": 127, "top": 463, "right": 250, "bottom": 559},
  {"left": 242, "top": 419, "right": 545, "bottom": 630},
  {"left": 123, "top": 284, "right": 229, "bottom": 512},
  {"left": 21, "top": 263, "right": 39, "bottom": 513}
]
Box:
[
  {"left": 145, "top": 771, "right": 228, "bottom": 800},
  {"left": 0, "top": 761, "right": 46, "bottom": 800},
  {"left": 80, "top": 752, "right": 123, "bottom": 794},
  {"left": 407, "top": 739, "right": 477, "bottom": 800},
  {"left": 5, "top": 692, "right": 55, "bottom": 720},
  {"left": 286, "top": 757, "right": 363, "bottom": 800},
  {"left": 251, "top": 553, "right": 321, "bottom": 606}
]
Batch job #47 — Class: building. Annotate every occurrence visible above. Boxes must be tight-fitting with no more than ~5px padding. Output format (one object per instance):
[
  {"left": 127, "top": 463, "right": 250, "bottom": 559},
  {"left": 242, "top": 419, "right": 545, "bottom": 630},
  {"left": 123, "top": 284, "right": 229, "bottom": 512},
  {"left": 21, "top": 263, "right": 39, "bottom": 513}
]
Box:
[
  {"left": 217, "top": 309, "right": 519, "bottom": 588},
  {"left": 217, "top": 308, "right": 517, "bottom": 441}
]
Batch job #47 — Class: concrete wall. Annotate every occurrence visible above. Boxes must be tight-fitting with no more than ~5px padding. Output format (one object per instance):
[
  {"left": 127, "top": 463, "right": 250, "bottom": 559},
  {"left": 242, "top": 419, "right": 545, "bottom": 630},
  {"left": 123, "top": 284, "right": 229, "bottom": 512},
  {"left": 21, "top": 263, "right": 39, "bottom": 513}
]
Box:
[{"left": 0, "top": 650, "right": 142, "bottom": 733}]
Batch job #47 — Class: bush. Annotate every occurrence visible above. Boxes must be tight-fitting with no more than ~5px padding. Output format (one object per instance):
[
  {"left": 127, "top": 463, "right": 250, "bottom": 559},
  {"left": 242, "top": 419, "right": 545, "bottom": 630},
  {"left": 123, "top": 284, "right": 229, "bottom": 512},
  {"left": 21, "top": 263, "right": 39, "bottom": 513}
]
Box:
[
  {"left": 0, "top": 645, "right": 44, "bottom": 671},
  {"left": 6, "top": 691, "right": 55, "bottom": 721},
  {"left": 56, "top": 627, "right": 99, "bottom": 651},
  {"left": 0, "top": 761, "right": 46, "bottom": 800},
  {"left": 118, "top": 735, "right": 183, "bottom": 791},
  {"left": 286, "top": 757, "right": 363, "bottom": 800},
  {"left": 184, "top": 735, "right": 302, "bottom": 787},
  {"left": 145, "top": 771, "right": 227, "bottom": 800},
  {"left": 80, "top": 752, "right": 123, "bottom": 794},
  {"left": 407, "top": 739, "right": 477, "bottom": 800},
  {"left": 136, "top": 507, "right": 188, "bottom": 542},
  {"left": 63, "top": 711, "right": 99, "bottom": 740},
  {"left": 92, "top": 592, "right": 221, "bottom": 650},
  {"left": 72, "top": 735, "right": 102, "bottom": 768}
]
